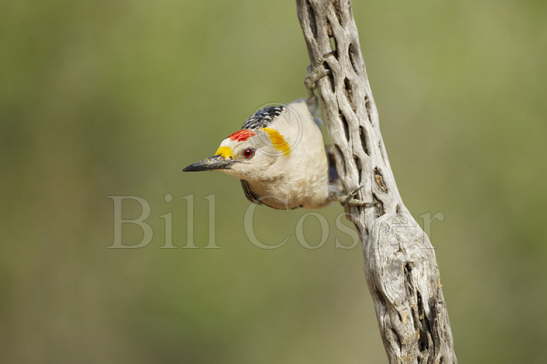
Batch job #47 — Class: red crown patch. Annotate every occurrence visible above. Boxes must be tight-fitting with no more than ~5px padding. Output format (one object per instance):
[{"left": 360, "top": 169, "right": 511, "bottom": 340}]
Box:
[{"left": 228, "top": 129, "right": 257, "bottom": 142}]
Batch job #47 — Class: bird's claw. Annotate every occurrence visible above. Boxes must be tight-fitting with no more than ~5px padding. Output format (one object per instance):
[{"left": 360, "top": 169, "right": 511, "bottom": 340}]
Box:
[
  {"left": 338, "top": 185, "right": 377, "bottom": 208},
  {"left": 342, "top": 198, "right": 377, "bottom": 208},
  {"left": 305, "top": 51, "right": 335, "bottom": 92},
  {"left": 305, "top": 64, "right": 330, "bottom": 91}
]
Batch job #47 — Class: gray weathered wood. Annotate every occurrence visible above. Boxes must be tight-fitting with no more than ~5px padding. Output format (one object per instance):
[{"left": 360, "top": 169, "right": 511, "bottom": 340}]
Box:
[{"left": 296, "top": 1, "right": 457, "bottom": 363}]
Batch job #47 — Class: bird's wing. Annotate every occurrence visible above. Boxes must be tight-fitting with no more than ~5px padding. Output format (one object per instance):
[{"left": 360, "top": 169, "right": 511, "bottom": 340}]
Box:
[
  {"left": 240, "top": 180, "right": 262, "bottom": 205},
  {"left": 241, "top": 105, "right": 285, "bottom": 129},
  {"left": 240, "top": 180, "right": 302, "bottom": 210}
]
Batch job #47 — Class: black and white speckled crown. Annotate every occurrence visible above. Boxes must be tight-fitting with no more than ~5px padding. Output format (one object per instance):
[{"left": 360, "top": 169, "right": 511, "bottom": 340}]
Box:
[{"left": 241, "top": 105, "right": 285, "bottom": 130}]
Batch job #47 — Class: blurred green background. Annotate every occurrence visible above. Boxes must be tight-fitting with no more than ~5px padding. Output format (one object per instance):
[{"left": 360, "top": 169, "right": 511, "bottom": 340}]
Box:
[{"left": 1, "top": 1, "right": 546, "bottom": 363}]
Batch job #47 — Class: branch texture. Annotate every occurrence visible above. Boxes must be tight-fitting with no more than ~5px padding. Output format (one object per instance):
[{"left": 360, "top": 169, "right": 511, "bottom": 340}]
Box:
[{"left": 296, "top": 1, "right": 457, "bottom": 363}]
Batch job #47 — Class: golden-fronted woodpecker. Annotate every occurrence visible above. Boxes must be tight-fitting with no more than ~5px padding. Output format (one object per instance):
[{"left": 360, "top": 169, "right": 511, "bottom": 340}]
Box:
[{"left": 183, "top": 99, "right": 372, "bottom": 210}]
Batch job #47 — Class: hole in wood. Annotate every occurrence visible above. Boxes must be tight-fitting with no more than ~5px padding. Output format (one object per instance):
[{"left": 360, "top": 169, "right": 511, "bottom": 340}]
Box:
[
  {"left": 372, "top": 193, "right": 385, "bottom": 217},
  {"left": 374, "top": 167, "right": 388, "bottom": 193},
  {"left": 416, "top": 291, "right": 431, "bottom": 352},
  {"left": 339, "top": 111, "right": 350, "bottom": 142},
  {"left": 327, "top": 150, "right": 337, "bottom": 183},
  {"left": 323, "top": 61, "right": 335, "bottom": 93},
  {"left": 329, "top": 36, "right": 338, "bottom": 58},
  {"left": 332, "top": 0, "right": 343, "bottom": 25},
  {"left": 326, "top": 18, "right": 333, "bottom": 37},
  {"left": 307, "top": 0, "right": 318, "bottom": 38},
  {"left": 344, "top": 78, "right": 356, "bottom": 112},
  {"left": 353, "top": 155, "right": 362, "bottom": 184},
  {"left": 359, "top": 125, "right": 369, "bottom": 156},
  {"left": 334, "top": 144, "right": 346, "bottom": 176},
  {"left": 349, "top": 42, "right": 360, "bottom": 74},
  {"left": 391, "top": 328, "right": 403, "bottom": 350}
]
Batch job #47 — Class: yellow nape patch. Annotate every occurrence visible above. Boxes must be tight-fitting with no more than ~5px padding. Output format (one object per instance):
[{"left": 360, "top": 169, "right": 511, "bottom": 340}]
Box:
[
  {"left": 262, "top": 128, "right": 291, "bottom": 156},
  {"left": 214, "top": 146, "right": 233, "bottom": 159}
]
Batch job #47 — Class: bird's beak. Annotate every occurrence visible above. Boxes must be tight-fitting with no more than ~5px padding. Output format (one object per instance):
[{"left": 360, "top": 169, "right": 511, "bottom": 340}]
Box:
[{"left": 182, "top": 155, "right": 237, "bottom": 172}]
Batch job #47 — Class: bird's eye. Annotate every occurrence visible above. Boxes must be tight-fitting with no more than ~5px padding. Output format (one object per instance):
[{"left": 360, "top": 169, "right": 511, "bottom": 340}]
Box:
[{"left": 242, "top": 148, "right": 255, "bottom": 159}]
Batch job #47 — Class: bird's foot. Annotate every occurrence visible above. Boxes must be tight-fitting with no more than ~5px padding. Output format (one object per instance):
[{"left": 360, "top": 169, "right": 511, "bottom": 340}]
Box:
[
  {"left": 337, "top": 185, "right": 377, "bottom": 208},
  {"left": 304, "top": 52, "right": 335, "bottom": 92},
  {"left": 305, "top": 64, "right": 330, "bottom": 91}
]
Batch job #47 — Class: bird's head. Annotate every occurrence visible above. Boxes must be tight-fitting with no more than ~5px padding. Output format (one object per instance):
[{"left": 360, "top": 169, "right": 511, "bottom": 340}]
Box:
[{"left": 183, "top": 127, "right": 291, "bottom": 180}]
